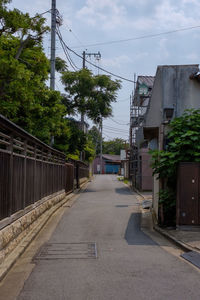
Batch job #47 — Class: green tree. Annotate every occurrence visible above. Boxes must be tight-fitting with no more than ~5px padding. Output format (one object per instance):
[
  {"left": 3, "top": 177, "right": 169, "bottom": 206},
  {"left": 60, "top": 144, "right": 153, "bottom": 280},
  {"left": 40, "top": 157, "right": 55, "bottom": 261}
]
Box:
[
  {"left": 0, "top": 1, "right": 120, "bottom": 163},
  {"left": 61, "top": 69, "right": 121, "bottom": 124},
  {"left": 150, "top": 109, "right": 200, "bottom": 224},
  {"left": 54, "top": 118, "right": 95, "bottom": 162},
  {"left": 0, "top": 0, "right": 66, "bottom": 144},
  {"left": 55, "top": 57, "right": 68, "bottom": 72},
  {"left": 88, "top": 126, "right": 101, "bottom": 154},
  {"left": 87, "top": 74, "right": 121, "bottom": 123},
  {"left": 103, "top": 138, "right": 128, "bottom": 155}
]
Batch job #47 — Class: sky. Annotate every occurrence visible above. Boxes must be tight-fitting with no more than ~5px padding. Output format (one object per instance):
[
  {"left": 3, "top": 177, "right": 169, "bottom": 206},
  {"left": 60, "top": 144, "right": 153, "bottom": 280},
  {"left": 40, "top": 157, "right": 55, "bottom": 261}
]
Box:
[{"left": 9, "top": 0, "right": 200, "bottom": 141}]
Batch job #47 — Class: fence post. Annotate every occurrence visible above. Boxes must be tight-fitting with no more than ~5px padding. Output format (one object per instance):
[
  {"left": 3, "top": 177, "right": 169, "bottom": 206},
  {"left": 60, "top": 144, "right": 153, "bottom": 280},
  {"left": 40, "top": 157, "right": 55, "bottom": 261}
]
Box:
[
  {"left": 8, "top": 134, "right": 13, "bottom": 217},
  {"left": 72, "top": 164, "right": 74, "bottom": 191},
  {"left": 33, "top": 144, "right": 37, "bottom": 203},
  {"left": 76, "top": 163, "right": 79, "bottom": 189},
  {"left": 23, "top": 140, "right": 27, "bottom": 209}
]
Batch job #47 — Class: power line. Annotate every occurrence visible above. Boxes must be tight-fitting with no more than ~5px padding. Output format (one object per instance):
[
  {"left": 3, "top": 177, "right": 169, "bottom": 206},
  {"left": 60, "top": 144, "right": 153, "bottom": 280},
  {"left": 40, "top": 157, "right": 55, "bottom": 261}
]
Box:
[
  {"left": 31, "top": 9, "right": 51, "bottom": 19},
  {"left": 103, "top": 132, "right": 113, "bottom": 139},
  {"left": 104, "top": 124, "right": 128, "bottom": 131},
  {"left": 103, "top": 130, "right": 129, "bottom": 138},
  {"left": 57, "top": 27, "right": 79, "bottom": 71},
  {"left": 117, "top": 97, "right": 130, "bottom": 102},
  {"left": 103, "top": 130, "right": 129, "bottom": 137},
  {"left": 72, "top": 24, "right": 200, "bottom": 49},
  {"left": 39, "top": 10, "right": 52, "bottom": 16},
  {"left": 103, "top": 126, "right": 128, "bottom": 134},
  {"left": 55, "top": 30, "right": 135, "bottom": 83},
  {"left": 64, "top": 22, "right": 85, "bottom": 48},
  {"left": 109, "top": 117, "right": 129, "bottom": 126}
]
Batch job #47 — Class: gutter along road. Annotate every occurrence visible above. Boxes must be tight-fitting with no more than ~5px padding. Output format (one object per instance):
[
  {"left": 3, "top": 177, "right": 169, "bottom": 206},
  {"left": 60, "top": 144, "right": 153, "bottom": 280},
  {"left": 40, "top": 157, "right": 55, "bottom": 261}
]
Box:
[{"left": 1, "top": 175, "right": 200, "bottom": 300}]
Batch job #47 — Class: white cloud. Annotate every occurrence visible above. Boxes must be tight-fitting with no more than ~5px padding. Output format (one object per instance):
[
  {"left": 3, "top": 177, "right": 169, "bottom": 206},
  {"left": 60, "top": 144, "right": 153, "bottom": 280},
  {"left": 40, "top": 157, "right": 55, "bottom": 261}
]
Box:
[
  {"left": 182, "top": 0, "right": 200, "bottom": 5},
  {"left": 132, "top": 51, "right": 149, "bottom": 61},
  {"left": 76, "top": 0, "right": 127, "bottom": 30},
  {"left": 10, "top": 0, "right": 51, "bottom": 15},
  {"left": 158, "top": 38, "right": 169, "bottom": 59},
  {"left": 102, "top": 55, "right": 132, "bottom": 68},
  {"left": 185, "top": 53, "right": 199, "bottom": 61},
  {"left": 154, "top": 0, "right": 197, "bottom": 29},
  {"left": 76, "top": 0, "right": 200, "bottom": 34}
]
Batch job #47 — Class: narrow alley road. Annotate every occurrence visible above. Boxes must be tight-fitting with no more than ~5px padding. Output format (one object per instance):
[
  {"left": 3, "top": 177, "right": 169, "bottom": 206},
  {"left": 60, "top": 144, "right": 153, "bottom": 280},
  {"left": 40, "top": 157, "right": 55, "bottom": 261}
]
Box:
[{"left": 3, "top": 175, "right": 200, "bottom": 299}]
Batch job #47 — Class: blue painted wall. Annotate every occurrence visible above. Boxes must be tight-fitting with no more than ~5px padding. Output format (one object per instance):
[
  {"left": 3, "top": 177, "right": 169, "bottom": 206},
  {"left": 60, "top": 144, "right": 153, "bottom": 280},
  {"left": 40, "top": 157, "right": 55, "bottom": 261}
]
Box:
[{"left": 105, "top": 164, "right": 120, "bottom": 174}]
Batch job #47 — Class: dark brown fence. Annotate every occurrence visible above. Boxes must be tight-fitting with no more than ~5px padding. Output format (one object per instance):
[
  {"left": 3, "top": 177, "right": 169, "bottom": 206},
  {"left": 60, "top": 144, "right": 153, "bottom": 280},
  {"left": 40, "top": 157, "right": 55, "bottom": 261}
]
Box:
[
  {"left": 68, "top": 159, "right": 89, "bottom": 189},
  {"left": 0, "top": 115, "right": 75, "bottom": 221}
]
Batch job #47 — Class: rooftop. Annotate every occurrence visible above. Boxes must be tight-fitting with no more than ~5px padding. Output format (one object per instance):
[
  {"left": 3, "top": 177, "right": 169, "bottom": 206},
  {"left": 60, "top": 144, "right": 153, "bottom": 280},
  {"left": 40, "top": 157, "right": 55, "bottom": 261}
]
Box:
[
  {"left": 137, "top": 76, "right": 155, "bottom": 88},
  {"left": 102, "top": 154, "right": 121, "bottom": 162}
]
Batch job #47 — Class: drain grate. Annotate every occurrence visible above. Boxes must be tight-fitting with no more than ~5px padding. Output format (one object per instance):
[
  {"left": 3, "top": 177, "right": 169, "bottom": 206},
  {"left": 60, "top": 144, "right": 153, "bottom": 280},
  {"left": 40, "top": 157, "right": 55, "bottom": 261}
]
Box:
[
  {"left": 181, "top": 251, "right": 200, "bottom": 269},
  {"left": 33, "top": 242, "right": 97, "bottom": 261}
]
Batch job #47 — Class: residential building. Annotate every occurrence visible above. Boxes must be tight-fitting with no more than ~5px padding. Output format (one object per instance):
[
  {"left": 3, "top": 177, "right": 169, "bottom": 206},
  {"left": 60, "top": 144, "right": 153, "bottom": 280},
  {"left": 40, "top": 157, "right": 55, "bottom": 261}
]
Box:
[
  {"left": 129, "top": 76, "right": 154, "bottom": 191},
  {"left": 93, "top": 154, "right": 121, "bottom": 174},
  {"left": 143, "top": 64, "right": 200, "bottom": 220}
]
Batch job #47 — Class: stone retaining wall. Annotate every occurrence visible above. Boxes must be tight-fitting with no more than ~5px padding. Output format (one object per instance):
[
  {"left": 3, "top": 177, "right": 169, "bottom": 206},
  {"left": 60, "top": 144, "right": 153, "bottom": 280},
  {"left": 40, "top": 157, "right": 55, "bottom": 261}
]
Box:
[
  {"left": 0, "top": 177, "right": 89, "bottom": 281},
  {"left": 0, "top": 191, "right": 66, "bottom": 265}
]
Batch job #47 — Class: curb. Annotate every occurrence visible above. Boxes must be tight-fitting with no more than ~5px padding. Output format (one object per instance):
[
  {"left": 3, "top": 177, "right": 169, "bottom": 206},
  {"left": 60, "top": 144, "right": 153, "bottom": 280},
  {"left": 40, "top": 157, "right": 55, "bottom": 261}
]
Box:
[
  {"left": 132, "top": 187, "right": 195, "bottom": 253},
  {"left": 153, "top": 225, "right": 194, "bottom": 253},
  {"left": 0, "top": 180, "right": 90, "bottom": 281},
  {"left": 132, "top": 187, "right": 146, "bottom": 200}
]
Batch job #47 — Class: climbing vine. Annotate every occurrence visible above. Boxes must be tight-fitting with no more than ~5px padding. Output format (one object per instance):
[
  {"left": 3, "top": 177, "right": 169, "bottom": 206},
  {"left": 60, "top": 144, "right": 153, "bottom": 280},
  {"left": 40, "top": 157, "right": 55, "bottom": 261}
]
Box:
[{"left": 150, "top": 109, "right": 200, "bottom": 224}]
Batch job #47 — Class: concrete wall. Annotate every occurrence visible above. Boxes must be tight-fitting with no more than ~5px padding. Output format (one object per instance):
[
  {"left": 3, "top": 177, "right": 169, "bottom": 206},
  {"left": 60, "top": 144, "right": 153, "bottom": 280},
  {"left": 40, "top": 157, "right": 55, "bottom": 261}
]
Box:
[
  {"left": 93, "top": 156, "right": 105, "bottom": 174},
  {"left": 144, "top": 67, "right": 163, "bottom": 128},
  {"left": 139, "top": 148, "right": 153, "bottom": 191},
  {"left": 152, "top": 174, "right": 159, "bottom": 223},
  {"left": 145, "top": 64, "right": 200, "bottom": 128}
]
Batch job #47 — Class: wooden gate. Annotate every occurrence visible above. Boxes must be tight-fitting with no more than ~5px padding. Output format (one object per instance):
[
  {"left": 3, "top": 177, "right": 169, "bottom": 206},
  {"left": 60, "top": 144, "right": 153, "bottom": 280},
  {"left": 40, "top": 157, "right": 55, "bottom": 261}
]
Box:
[{"left": 176, "top": 162, "right": 200, "bottom": 226}]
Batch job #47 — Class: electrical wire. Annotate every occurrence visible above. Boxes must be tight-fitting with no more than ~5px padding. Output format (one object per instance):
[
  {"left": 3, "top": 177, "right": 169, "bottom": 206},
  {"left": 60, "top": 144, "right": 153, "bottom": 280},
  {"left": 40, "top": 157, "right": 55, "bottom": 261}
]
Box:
[
  {"left": 103, "top": 132, "right": 113, "bottom": 139},
  {"left": 103, "top": 128, "right": 128, "bottom": 134},
  {"left": 109, "top": 117, "right": 129, "bottom": 126},
  {"left": 72, "top": 24, "right": 200, "bottom": 49},
  {"left": 103, "top": 129, "right": 128, "bottom": 136},
  {"left": 32, "top": 9, "right": 51, "bottom": 18},
  {"left": 56, "top": 27, "right": 79, "bottom": 71},
  {"left": 103, "top": 131, "right": 129, "bottom": 138},
  {"left": 64, "top": 22, "right": 85, "bottom": 48},
  {"left": 55, "top": 30, "right": 135, "bottom": 83},
  {"left": 103, "top": 130, "right": 129, "bottom": 139},
  {"left": 57, "top": 26, "right": 78, "bottom": 69},
  {"left": 104, "top": 124, "right": 128, "bottom": 132},
  {"left": 117, "top": 99, "right": 130, "bottom": 102},
  {"left": 58, "top": 35, "right": 77, "bottom": 71},
  {"left": 103, "top": 125, "right": 127, "bottom": 132}
]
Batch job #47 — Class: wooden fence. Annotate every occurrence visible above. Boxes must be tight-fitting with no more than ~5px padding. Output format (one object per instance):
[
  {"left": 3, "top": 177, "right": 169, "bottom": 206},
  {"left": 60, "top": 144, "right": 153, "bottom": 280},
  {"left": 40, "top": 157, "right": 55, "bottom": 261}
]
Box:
[{"left": 0, "top": 115, "right": 89, "bottom": 221}]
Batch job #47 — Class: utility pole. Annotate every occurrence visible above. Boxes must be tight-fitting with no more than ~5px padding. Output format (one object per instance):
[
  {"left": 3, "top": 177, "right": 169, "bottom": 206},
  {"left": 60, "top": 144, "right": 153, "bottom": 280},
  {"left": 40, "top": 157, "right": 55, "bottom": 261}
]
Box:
[
  {"left": 81, "top": 51, "right": 86, "bottom": 132},
  {"left": 50, "top": 0, "right": 56, "bottom": 91},
  {"left": 50, "top": 0, "right": 56, "bottom": 146}
]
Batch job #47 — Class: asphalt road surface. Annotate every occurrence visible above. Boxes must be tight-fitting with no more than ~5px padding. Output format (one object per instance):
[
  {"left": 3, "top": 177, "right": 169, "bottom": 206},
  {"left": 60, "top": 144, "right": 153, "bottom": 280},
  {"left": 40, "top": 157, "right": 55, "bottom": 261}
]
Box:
[{"left": 4, "top": 175, "right": 200, "bottom": 299}]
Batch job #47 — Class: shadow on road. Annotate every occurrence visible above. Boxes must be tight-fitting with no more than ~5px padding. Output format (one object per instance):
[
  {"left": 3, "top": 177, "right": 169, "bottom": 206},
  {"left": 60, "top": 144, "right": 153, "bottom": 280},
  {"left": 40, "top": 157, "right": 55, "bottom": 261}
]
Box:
[
  {"left": 125, "top": 213, "right": 157, "bottom": 246},
  {"left": 82, "top": 189, "right": 97, "bottom": 193},
  {"left": 115, "top": 187, "right": 134, "bottom": 195}
]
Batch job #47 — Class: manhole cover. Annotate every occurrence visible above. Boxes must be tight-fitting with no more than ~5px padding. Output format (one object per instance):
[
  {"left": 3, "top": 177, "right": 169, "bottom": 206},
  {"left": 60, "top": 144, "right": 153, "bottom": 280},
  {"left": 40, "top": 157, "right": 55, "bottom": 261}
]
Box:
[
  {"left": 181, "top": 251, "right": 200, "bottom": 269},
  {"left": 33, "top": 242, "right": 97, "bottom": 261}
]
